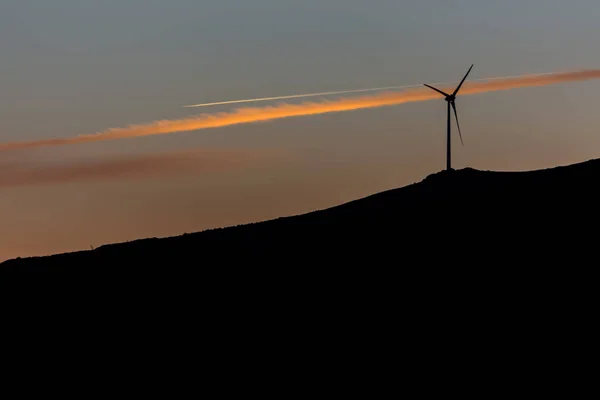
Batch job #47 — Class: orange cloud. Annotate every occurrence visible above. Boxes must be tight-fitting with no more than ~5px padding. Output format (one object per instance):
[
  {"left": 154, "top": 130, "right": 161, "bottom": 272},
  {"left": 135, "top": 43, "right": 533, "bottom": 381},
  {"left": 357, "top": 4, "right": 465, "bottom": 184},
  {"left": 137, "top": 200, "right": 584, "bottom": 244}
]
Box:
[{"left": 1, "top": 69, "right": 599, "bottom": 152}]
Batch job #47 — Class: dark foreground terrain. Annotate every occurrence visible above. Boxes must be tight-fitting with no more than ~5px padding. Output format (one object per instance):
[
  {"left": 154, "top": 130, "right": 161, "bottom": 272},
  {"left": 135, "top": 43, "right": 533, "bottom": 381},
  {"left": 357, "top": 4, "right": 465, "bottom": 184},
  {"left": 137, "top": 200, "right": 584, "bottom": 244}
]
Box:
[
  {"left": 3, "top": 160, "right": 596, "bottom": 374},
  {"left": 3, "top": 158, "right": 599, "bottom": 272}
]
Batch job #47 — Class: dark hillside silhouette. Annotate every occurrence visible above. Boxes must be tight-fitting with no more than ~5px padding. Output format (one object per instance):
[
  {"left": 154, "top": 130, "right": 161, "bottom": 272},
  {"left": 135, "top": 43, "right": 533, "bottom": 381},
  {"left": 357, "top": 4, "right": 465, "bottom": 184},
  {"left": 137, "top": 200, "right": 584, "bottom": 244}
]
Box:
[
  {"left": 4, "top": 159, "right": 597, "bottom": 361},
  {"left": 3, "top": 158, "right": 599, "bottom": 272}
]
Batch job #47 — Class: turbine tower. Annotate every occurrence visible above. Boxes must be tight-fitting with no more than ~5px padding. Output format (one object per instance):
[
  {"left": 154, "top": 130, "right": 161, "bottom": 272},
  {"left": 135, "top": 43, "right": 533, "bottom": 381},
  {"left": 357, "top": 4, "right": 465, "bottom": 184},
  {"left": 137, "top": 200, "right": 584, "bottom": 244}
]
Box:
[{"left": 424, "top": 64, "right": 474, "bottom": 171}]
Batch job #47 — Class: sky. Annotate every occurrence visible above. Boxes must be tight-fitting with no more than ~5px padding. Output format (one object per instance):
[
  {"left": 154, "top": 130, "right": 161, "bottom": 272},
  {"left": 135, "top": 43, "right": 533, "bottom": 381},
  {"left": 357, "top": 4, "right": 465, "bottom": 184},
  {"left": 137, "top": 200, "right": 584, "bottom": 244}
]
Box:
[{"left": 2, "top": 0, "right": 600, "bottom": 260}]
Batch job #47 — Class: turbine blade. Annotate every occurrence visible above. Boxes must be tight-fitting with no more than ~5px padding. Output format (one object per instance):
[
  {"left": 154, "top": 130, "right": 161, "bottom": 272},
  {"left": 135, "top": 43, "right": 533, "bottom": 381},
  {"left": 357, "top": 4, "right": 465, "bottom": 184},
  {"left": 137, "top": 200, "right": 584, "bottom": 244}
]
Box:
[
  {"left": 453, "top": 64, "right": 474, "bottom": 96},
  {"left": 451, "top": 101, "right": 464, "bottom": 146},
  {"left": 423, "top": 84, "right": 450, "bottom": 97}
]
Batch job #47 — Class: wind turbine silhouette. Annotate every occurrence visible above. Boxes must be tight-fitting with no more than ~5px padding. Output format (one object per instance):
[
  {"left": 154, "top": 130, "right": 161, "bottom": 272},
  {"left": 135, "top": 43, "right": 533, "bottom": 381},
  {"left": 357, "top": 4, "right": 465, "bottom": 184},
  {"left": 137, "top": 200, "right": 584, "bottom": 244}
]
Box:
[{"left": 424, "top": 64, "right": 474, "bottom": 171}]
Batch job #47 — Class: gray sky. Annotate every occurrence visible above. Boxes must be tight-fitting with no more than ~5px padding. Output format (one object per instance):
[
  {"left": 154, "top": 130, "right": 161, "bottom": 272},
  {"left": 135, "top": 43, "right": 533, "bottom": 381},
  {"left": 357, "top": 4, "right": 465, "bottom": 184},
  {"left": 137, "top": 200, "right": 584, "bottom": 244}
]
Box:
[{"left": 2, "top": 0, "right": 600, "bottom": 260}]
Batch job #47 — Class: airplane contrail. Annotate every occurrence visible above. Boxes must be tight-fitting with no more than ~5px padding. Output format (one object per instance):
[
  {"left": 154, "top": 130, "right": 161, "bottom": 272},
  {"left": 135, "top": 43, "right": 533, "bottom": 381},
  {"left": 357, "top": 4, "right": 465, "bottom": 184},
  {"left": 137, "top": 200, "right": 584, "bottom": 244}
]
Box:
[
  {"left": 2, "top": 69, "right": 600, "bottom": 152},
  {"left": 181, "top": 71, "right": 559, "bottom": 108}
]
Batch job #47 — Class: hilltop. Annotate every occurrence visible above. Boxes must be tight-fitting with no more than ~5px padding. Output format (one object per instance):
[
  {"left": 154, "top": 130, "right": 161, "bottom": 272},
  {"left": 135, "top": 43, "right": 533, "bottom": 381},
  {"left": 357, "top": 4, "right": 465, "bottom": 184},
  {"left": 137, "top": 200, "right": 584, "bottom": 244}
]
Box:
[{"left": 2, "top": 158, "right": 599, "bottom": 272}]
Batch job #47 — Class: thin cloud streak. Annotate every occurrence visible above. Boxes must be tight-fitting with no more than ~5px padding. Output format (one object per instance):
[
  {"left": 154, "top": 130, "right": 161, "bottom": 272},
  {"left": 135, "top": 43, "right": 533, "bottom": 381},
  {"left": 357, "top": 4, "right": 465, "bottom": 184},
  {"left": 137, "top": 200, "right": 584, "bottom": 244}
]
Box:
[
  {"left": 1, "top": 69, "right": 599, "bottom": 152},
  {"left": 0, "top": 148, "right": 272, "bottom": 188},
  {"left": 181, "top": 71, "right": 558, "bottom": 108}
]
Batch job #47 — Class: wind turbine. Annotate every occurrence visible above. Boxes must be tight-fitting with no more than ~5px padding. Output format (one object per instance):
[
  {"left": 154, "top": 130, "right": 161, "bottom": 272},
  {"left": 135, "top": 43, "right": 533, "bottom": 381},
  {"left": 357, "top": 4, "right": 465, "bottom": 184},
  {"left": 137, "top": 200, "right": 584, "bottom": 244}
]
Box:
[{"left": 424, "top": 64, "right": 474, "bottom": 171}]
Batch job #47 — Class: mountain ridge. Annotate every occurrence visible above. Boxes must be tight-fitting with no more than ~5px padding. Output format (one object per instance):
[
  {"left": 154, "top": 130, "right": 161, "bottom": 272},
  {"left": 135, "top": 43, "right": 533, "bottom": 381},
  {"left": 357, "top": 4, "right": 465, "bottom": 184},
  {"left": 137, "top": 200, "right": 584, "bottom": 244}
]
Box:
[{"left": 2, "top": 157, "right": 599, "bottom": 269}]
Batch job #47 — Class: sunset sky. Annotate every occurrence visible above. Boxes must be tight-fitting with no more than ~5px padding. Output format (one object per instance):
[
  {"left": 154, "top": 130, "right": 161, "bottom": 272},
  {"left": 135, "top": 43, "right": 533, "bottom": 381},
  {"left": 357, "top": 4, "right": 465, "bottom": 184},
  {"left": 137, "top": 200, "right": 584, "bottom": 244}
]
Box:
[{"left": 2, "top": 0, "right": 600, "bottom": 260}]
